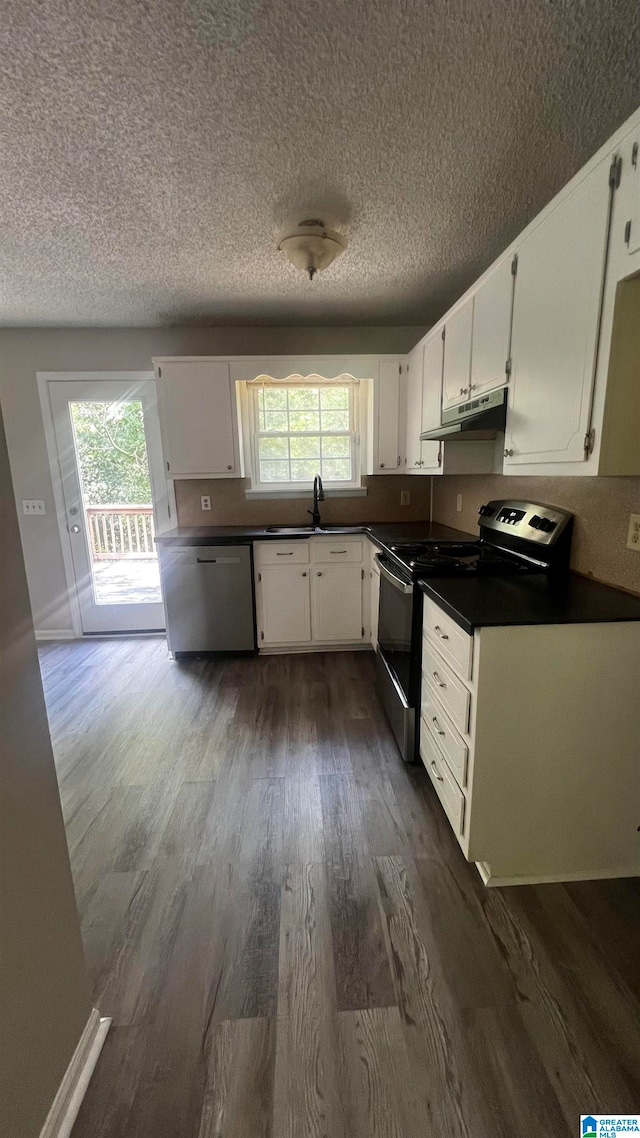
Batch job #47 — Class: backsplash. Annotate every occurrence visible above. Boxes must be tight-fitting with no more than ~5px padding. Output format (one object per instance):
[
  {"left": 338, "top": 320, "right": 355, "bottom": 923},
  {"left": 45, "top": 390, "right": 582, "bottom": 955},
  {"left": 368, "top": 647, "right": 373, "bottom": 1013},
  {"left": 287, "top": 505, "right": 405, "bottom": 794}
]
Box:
[
  {"left": 432, "top": 474, "right": 640, "bottom": 594},
  {"left": 175, "top": 475, "right": 433, "bottom": 527}
]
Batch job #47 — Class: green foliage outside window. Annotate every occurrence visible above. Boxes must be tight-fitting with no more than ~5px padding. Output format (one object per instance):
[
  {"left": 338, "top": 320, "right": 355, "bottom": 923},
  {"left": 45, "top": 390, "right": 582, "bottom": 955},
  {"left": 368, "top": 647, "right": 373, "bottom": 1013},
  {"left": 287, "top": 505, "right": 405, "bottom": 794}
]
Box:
[
  {"left": 256, "top": 385, "right": 354, "bottom": 483},
  {"left": 71, "top": 401, "right": 152, "bottom": 505}
]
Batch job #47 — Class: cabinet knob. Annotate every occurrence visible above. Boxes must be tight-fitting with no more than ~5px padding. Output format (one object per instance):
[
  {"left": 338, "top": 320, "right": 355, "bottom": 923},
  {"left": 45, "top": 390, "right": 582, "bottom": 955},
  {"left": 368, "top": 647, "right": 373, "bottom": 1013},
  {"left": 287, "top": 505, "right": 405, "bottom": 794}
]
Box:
[
  {"left": 459, "top": 387, "right": 465, "bottom": 396},
  {"left": 302, "top": 571, "right": 307, "bottom": 577},
  {"left": 317, "top": 571, "right": 322, "bottom": 576},
  {"left": 379, "top": 462, "right": 385, "bottom": 468},
  {"left": 227, "top": 465, "right": 232, "bottom": 470},
  {"left": 504, "top": 448, "right": 514, "bottom": 458}
]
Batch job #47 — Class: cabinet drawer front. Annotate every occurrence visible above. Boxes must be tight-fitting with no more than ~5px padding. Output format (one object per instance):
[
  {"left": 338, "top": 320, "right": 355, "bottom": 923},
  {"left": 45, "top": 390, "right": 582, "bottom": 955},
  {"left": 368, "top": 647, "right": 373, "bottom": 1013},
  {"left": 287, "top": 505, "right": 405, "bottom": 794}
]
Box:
[
  {"left": 421, "top": 685, "right": 468, "bottom": 788},
  {"left": 311, "top": 540, "right": 363, "bottom": 563},
  {"left": 421, "top": 639, "right": 471, "bottom": 734},
  {"left": 420, "top": 720, "right": 466, "bottom": 835},
  {"left": 423, "top": 600, "right": 473, "bottom": 679},
  {"left": 255, "top": 541, "right": 310, "bottom": 565}
]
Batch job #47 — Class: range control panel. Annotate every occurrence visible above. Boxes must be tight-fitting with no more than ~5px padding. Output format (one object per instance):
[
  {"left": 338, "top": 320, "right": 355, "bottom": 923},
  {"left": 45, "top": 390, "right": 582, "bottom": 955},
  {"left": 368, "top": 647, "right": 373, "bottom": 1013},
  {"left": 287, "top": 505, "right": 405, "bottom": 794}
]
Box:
[{"left": 478, "top": 500, "right": 573, "bottom": 545}]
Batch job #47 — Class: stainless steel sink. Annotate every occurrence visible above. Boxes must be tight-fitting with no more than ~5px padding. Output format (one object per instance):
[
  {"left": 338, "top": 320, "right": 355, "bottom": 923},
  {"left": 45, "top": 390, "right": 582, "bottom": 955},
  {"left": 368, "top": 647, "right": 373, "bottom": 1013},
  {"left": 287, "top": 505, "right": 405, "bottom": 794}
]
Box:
[{"left": 263, "top": 526, "right": 316, "bottom": 535}]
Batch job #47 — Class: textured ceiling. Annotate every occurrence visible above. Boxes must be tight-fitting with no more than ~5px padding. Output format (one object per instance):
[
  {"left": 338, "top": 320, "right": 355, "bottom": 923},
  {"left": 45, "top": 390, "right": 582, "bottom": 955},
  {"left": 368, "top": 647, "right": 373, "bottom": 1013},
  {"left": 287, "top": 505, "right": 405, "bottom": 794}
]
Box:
[{"left": 1, "top": 0, "right": 639, "bottom": 327}]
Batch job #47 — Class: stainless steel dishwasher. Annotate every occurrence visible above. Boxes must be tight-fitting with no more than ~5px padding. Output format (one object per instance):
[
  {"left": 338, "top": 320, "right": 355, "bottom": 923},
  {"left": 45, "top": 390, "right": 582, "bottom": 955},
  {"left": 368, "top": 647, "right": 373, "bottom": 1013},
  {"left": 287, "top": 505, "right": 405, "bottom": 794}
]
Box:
[{"left": 159, "top": 545, "right": 256, "bottom": 656}]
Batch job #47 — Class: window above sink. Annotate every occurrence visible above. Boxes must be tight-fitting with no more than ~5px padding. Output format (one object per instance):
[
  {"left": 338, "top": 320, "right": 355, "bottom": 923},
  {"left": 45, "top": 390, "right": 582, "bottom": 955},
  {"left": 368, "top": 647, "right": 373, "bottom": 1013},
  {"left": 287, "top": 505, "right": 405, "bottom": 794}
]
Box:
[{"left": 241, "top": 375, "right": 368, "bottom": 499}]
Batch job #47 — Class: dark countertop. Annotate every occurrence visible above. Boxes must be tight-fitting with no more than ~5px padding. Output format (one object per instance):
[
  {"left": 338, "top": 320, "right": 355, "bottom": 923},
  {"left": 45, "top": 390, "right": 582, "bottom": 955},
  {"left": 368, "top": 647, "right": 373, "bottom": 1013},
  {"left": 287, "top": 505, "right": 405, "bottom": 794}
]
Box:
[
  {"left": 419, "top": 573, "right": 640, "bottom": 634},
  {"left": 154, "top": 520, "right": 476, "bottom": 547}
]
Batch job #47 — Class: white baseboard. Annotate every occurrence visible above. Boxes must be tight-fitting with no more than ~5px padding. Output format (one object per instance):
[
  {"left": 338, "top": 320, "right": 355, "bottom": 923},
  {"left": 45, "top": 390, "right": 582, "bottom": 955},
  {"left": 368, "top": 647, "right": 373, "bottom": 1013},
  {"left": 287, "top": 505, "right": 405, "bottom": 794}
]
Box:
[
  {"left": 35, "top": 629, "right": 76, "bottom": 641},
  {"left": 39, "top": 1008, "right": 111, "bottom": 1138},
  {"left": 259, "top": 642, "right": 374, "bottom": 655},
  {"left": 476, "top": 861, "right": 640, "bottom": 887}
]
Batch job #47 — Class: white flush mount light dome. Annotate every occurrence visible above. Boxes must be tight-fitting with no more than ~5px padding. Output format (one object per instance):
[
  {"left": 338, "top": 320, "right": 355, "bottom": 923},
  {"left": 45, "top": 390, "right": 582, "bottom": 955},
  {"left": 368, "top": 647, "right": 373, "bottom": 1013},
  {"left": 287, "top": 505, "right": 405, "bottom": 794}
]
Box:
[{"left": 277, "top": 218, "right": 347, "bottom": 280}]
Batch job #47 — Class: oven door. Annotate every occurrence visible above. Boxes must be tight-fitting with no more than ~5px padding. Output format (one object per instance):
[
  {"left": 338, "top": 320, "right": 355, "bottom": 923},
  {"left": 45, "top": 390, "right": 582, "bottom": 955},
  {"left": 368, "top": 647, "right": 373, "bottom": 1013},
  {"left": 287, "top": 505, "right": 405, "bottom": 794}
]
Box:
[{"left": 376, "top": 554, "right": 415, "bottom": 701}]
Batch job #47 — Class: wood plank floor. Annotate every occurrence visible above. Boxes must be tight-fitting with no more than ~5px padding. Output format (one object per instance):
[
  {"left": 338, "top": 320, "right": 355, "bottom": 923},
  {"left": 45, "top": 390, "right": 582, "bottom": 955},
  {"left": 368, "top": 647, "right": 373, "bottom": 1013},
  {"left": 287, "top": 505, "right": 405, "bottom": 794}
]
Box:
[{"left": 39, "top": 639, "right": 640, "bottom": 1138}]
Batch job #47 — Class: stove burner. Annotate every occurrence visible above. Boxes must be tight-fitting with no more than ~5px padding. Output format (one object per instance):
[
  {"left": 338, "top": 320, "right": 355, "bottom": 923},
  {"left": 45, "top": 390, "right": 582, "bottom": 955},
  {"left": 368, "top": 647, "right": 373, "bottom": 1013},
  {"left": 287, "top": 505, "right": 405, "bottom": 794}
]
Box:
[{"left": 388, "top": 540, "right": 528, "bottom": 577}]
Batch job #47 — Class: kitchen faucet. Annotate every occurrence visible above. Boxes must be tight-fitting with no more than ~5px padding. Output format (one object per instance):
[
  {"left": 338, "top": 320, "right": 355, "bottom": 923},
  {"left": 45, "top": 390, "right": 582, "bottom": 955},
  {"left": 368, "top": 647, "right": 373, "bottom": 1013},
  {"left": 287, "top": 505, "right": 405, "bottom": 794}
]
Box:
[{"left": 308, "top": 473, "right": 324, "bottom": 529}]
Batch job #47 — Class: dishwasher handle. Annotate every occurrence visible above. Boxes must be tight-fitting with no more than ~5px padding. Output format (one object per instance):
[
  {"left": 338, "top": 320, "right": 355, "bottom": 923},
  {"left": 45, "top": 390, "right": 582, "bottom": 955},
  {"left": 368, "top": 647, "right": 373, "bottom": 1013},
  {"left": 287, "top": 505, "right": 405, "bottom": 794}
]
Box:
[{"left": 196, "top": 556, "right": 241, "bottom": 564}]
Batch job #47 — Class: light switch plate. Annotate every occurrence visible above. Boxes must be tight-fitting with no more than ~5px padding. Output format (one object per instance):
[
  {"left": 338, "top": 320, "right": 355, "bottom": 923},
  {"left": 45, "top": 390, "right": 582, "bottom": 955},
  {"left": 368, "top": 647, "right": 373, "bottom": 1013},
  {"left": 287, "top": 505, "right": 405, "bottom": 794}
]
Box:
[
  {"left": 626, "top": 513, "right": 640, "bottom": 551},
  {"left": 23, "top": 499, "right": 45, "bottom": 515},
  {"left": 400, "top": 490, "right": 410, "bottom": 506},
  {"left": 456, "top": 494, "right": 463, "bottom": 512},
  {"left": 201, "top": 495, "right": 212, "bottom": 511}
]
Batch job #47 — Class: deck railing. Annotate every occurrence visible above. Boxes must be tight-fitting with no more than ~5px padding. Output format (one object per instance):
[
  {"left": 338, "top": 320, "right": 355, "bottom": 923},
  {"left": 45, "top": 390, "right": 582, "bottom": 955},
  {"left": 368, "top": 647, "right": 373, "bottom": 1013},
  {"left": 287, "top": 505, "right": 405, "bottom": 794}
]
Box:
[{"left": 87, "top": 506, "right": 156, "bottom": 559}]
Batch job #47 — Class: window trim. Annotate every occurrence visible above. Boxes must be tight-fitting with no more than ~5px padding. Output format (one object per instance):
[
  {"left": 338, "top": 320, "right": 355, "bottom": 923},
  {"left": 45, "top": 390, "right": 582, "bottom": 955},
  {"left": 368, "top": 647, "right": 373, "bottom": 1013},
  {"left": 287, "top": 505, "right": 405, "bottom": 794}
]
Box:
[{"left": 244, "top": 378, "right": 364, "bottom": 495}]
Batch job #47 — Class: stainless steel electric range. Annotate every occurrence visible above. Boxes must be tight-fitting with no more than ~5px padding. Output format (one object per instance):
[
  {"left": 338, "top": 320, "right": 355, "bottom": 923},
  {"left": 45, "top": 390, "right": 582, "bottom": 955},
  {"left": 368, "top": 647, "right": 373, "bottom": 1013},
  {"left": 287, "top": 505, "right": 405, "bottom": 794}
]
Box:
[{"left": 375, "top": 499, "right": 573, "bottom": 762}]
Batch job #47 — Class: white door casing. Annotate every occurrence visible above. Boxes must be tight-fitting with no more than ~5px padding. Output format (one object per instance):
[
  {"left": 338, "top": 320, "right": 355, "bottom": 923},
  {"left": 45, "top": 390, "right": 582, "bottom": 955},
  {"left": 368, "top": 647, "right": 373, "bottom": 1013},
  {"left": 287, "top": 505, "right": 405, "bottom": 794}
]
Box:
[{"left": 47, "top": 376, "right": 168, "bottom": 634}]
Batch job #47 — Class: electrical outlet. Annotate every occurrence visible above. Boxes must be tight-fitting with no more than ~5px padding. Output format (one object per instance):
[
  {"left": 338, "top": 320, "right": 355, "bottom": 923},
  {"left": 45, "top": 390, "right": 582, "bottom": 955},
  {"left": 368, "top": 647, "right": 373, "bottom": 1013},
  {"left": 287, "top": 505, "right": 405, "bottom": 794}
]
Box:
[
  {"left": 201, "top": 495, "right": 212, "bottom": 511},
  {"left": 400, "top": 490, "right": 411, "bottom": 506},
  {"left": 23, "top": 499, "right": 45, "bottom": 515},
  {"left": 626, "top": 513, "right": 640, "bottom": 551},
  {"left": 456, "top": 494, "right": 463, "bottom": 513}
]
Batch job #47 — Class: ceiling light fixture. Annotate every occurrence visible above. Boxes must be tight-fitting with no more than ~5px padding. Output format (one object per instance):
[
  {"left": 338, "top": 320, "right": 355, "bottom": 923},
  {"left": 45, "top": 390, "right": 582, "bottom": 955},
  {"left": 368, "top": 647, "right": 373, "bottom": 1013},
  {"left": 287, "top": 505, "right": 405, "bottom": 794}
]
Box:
[{"left": 277, "top": 218, "right": 347, "bottom": 280}]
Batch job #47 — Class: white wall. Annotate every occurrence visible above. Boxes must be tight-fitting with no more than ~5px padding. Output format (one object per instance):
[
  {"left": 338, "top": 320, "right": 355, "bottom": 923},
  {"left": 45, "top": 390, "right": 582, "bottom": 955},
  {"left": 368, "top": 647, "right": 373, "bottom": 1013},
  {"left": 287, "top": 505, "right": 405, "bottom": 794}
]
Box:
[
  {"left": 0, "top": 326, "right": 423, "bottom": 633},
  {"left": 0, "top": 405, "right": 93, "bottom": 1138}
]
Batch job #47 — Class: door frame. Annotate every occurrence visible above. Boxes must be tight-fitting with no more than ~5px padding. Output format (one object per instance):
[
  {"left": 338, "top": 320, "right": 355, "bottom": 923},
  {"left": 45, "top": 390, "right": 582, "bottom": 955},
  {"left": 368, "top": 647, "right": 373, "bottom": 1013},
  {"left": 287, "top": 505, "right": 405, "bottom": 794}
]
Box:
[{"left": 38, "top": 371, "right": 176, "bottom": 638}]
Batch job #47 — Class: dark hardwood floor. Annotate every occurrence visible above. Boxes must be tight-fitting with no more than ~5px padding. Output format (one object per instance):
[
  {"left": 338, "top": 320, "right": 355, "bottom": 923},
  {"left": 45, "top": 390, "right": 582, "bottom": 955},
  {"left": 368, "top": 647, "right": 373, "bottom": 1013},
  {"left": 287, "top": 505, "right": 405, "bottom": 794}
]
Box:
[{"left": 39, "top": 639, "right": 640, "bottom": 1137}]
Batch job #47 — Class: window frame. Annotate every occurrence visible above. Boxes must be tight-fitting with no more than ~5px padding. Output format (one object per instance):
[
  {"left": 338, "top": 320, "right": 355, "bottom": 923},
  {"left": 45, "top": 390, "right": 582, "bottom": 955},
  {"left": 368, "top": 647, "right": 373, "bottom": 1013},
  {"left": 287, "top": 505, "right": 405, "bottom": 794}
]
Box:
[{"left": 245, "top": 378, "right": 363, "bottom": 495}]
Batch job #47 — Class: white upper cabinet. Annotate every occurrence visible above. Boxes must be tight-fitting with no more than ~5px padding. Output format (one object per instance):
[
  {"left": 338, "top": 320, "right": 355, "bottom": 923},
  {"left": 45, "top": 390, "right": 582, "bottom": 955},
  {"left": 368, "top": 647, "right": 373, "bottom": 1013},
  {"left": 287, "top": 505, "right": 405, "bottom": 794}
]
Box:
[
  {"left": 619, "top": 130, "right": 633, "bottom": 258},
  {"left": 504, "top": 156, "right": 611, "bottom": 467},
  {"left": 404, "top": 344, "right": 425, "bottom": 470},
  {"left": 617, "top": 128, "right": 640, "bottom": 261},
  {"left": 442, "top": 299, "right": 473, "bottom": 410},
  {"left": 155, "top": 359, "right": 241, "bottom": 478},
  {"left": 404, "top": 343, "right": 442, "bottom": 473},
  {"left": 374, "top": 360, "right": 403, "bottom": 472},
  {"left": 421, "top": 332, "right": 444, "bottom": 435},
  {"left": 420, "top": 335, "right": 444, "bottom": 470},
  {"left": 469, "top": 255, "right": 515, "bottom": 397},
  {"left": 405, "top": 329, "right": 494, "bottom": 476}
]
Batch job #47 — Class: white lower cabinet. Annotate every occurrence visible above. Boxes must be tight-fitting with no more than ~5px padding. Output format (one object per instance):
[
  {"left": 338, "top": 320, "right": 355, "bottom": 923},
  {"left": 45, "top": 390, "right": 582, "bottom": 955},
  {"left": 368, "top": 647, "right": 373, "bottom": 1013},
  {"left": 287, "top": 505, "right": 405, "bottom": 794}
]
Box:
[
  {"left": 255, "top": 537, "right": 367, "bottom": 648},
  {"left": 311, "top": 564, "right": 363, "bottom": 642},
  {"left": 370, "top": 547, "right": 380, "bottom": 649},
  {"left": 420, "top": 598, "right": 640, "bottom": 886},
  {"left": 257, "top": 564, "right": 311, "bottom": 645}
]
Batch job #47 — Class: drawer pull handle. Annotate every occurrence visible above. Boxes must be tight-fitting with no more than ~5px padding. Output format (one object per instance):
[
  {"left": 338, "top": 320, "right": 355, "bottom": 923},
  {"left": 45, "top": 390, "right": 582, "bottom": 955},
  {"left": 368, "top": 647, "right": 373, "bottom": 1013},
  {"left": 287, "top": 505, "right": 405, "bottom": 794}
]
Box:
[
  {"left": 330, "top": 550, "right": 347, "bottom": 554},
  {"left": 430, "top": 760, "right": 444, "bottom": 782},
  {"left": 434, "top": 625, "right": 449, "bottom": 640},
  {"left": 432, "top": 716, "right": 445, "bottom": 736},
  {"left": 276, "top": 552, "right": 293, "bottom": 556},
  {"left": 432, "top": 671, "right": 446, "bottom": 688}
]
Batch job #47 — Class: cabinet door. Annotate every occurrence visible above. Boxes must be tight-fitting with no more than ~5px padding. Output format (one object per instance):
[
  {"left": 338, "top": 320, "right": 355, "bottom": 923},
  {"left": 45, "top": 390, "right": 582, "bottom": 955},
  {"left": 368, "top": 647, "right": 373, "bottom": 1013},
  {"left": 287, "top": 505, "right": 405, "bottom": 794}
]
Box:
[
  {"left": 505, "top": 157, "right": 611, "bottom": 466},
  {"left": 420, "top": 333, "right": 444, "bottom": 471},
  {"left": 470, "top": 255, "right": 514, "bottom": 397},
  {"left": 258, "top": 566, "right": 311, "bottom": 645},
  {"left": 620, "top": 131, "right": 640, "bottom": 257},
  {"left": 442, "top": 299, "right": 473, "bottom": 410},
  {"left": 404, "top": 345, "right": 424, "bottom": 470},
  {"left": 157, "top": 361, "right": 239, "bottom": 476},
  {"left": 375, "top": 361, "right": 402, "bottom": 471},
  {"left": 371, "top": 562, "right": 380, "bottom": 647},
  {"left": 311, "top": 564, "right": 363, "bottom": 642}
]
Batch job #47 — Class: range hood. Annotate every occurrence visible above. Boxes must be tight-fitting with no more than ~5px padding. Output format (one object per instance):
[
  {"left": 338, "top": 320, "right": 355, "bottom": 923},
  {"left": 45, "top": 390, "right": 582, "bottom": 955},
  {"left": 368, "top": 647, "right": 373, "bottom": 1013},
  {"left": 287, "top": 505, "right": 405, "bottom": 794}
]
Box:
[{"left": 421, "top": 387, "right": 507, "bottom": 441}]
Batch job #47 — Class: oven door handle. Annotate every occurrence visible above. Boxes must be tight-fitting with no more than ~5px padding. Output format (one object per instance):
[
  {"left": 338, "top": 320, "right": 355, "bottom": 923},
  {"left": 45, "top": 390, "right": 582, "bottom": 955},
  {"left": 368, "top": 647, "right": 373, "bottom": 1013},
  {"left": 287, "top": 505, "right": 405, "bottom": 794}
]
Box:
[{"left": 375, "top": 554, "right": 414, "bottom": 594}]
